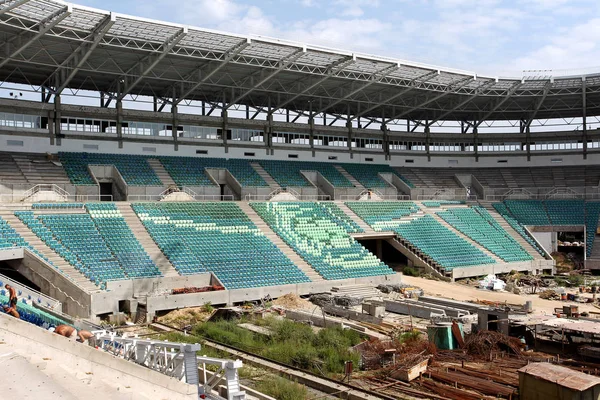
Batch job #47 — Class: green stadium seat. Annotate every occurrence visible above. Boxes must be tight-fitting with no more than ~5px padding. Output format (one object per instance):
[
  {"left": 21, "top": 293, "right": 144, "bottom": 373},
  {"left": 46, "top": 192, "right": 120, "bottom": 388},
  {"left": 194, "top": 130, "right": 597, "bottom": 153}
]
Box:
[
  {"left": 132, "top": 202, "right": 309, "bottom": 289},
  {"left": 250, "top": 202, "right": 393, "bottom": 280}
]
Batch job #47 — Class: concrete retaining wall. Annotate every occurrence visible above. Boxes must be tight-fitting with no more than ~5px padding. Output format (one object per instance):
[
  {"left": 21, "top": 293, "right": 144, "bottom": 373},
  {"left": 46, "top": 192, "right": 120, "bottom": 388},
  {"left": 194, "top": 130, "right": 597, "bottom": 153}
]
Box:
[
  {"left": 0, "top": 313, "right": 197, "bottom": 399},
  {"left": 9, "top": 251, "right": 90, "bottom": 317}
]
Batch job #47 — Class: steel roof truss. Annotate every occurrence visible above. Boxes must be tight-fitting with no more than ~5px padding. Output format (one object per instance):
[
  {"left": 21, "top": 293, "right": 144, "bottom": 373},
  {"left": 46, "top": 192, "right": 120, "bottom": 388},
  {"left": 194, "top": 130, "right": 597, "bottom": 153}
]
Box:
[
  {"left": 352, "top": 70, "right": 440, "bottom": 120},
  {"left": 224, "top": 47, "right": 306, "bottom": 110},
  {"left": 384, "top": 75, "right": 475, "bottom": 123},
  {"left": 314, "top": 63, "right": 400, "bottom": 115},
  {"left": 116, "top": 27, "right": 187, "bottom": 100},
  {"left": 0, "top": 0, "right": 31, "bottom": 16},
  {"left": 46, "top": 13, "right": 116, "bottom": 96},
  {"left": 0, "top": 4, "right": 70, "bottom": 69}
]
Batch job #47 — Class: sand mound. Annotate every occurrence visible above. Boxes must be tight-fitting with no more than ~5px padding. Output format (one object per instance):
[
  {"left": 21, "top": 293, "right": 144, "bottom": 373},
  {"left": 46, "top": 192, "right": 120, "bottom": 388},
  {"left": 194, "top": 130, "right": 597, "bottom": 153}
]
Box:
[
  {"left": 157, "top": 307, "right": 212, "bottom": 329},
  {"left": 272, "top": 293, "right": 315, "bottom": 310}
]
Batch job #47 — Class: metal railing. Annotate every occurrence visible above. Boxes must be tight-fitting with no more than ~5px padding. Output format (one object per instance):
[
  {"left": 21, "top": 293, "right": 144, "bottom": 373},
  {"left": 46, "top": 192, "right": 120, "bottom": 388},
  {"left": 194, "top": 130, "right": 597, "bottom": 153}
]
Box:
[
  {"left": 0, "top": 271, "right": 62, "bottom": 311},
  {"left": 245, "top": 193, "right": 331, "bottom": 201},
  {"left": 93, "top": 331, "right": 246, "bottom": 399},
  {"left": 483, "top": 186, "right": 600, "bottom": 201},
  {"left": 21, "top": 184, "right": 70, "bottom": 201},
  {"left": 128, "top": 194, "right": 234, "bottom": 202}
]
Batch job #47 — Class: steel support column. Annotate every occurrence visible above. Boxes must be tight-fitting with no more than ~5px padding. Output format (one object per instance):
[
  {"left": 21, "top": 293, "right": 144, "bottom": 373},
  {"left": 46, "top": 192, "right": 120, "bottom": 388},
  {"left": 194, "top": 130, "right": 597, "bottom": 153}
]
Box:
[
  {"left": 425, "top": 124, "right": 431, "bottom": 162},
  {"left": 52, "top": 94, "right": 61, "bottom": 146},
  {"left": 172, "top": 105, "right": 179, "bottom": 152},
  {"left": 309, "top": 116, "right": 315, "bottom": 157},
  {"left": 222, "top": 110, "right": 228, "bottom": 153},
  {"left": 583, "top": 78, "right": 588, "bottom": 160},
  {"left": 116, "top": 98, "right": 123, "bottom": 148},
  {"left": 346, "top": 119, "right": 353, "bottom": 159},
  {"left": 473, "top": 125, "right": 479, "bottom": 162}
]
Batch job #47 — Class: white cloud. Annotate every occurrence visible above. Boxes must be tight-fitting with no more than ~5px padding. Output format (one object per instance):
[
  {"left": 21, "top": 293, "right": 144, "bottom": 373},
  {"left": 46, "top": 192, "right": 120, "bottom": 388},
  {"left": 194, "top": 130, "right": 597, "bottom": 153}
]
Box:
[{"left": 512, "top": 17, "right": 600, "bottom": 71}]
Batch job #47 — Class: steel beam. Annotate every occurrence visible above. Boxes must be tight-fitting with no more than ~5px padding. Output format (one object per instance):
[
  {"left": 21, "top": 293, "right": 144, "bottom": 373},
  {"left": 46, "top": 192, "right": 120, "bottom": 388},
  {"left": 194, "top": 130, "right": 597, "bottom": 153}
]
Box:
[
  {"left": 0, "top": 5, "right": 72, "bottom": 69},
  {"left": 171, "top": 38, "right": 250, "bottom": 106},
  {"left": 268, "top": 56, "right": 355, "bottom": 114},
  {"left": 474, "top": 82, "right": 522, "bottom": 128},
  {"left": 224, "top": 47, "right": 306, "bottom": 110},
  {"left": 384, "top": 76, "right": 475, "bottom": 124},
  {"left": 525, "top": 82, "right": 552, "bottom": 127},
  {"left": 426, "top": 79, "right": 497, "bottom": 126},
  {"left": 352, "top": 70, "right": 440, "bottom": 120},
  {"left": 314, "top": 63, "right": 400, "bottom": 115},
  {"left": 43, "top": 13, "right": 116, "bottom": 97},
  {"left": 116, "top": 27, "right": 187, "bottom": 100},
  {"left": 0, "top": 0, "right": 30, "bottom": 16}
]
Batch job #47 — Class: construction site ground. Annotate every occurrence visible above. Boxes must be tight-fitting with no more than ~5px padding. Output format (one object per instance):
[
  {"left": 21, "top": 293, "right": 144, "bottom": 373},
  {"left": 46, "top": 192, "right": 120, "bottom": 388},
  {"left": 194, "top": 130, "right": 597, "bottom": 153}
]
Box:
[{"left": 402, "top": 276, "right": 597, "bottom": 314}]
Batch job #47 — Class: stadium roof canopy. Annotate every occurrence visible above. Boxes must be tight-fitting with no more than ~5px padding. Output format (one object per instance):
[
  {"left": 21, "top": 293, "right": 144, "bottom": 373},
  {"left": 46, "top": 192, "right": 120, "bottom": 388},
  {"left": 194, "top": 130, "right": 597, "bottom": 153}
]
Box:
[{"left": 1, "top": 0, "right": 600, "bottom": 125}]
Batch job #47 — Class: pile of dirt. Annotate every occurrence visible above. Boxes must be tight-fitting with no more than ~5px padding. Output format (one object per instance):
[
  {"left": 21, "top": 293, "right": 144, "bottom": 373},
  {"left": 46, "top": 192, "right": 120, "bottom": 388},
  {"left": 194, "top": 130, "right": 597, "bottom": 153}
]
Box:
[
  {"left": 272, "top": 293, "right": 315, "bottom": 310},
  {"left": 157, "top": 307, "right": 213, "bottom": 329}
]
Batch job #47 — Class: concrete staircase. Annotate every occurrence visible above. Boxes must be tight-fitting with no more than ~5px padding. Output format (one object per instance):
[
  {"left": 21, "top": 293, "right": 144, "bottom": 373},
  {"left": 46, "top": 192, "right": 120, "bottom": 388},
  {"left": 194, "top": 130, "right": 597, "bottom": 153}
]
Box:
[
  {"left": 147, "top": 158, "right": 177, "bottom": 187},
  {"left": 334, "top": 201, "right": 374, "bottom": 233},
  {"left": 333, "top": 165, "right": 364, "bottom": 189},
  {"left": 500, "top": 170, "right": 518, "bottom": 189},
  {"left": 0, "top": 210, "right": 100, "bottom": 293},
  {"left": 331, "top": 284, "right": 381, "bottom": 298},
  {"left": 421, "top": 207, "right": 503, "bottom": 263},
  {"left": 478, "top": 201, "right": 546, "bottom": 260},
  {"left": 237, "top": 202, "right": 323, "bottom": 281},
  {"left": 250, "top": 162, "right": 281, "bottom": 190},
  {"left": 115, "top": 203, "right": 179, "bottom": 277}
]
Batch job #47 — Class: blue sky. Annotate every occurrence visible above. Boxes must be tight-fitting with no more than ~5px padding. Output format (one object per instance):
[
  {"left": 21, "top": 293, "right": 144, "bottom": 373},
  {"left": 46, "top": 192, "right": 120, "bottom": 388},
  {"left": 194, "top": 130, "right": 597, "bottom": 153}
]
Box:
[{"left": 73, "top": 0, "right": 600, "bottom": 76}]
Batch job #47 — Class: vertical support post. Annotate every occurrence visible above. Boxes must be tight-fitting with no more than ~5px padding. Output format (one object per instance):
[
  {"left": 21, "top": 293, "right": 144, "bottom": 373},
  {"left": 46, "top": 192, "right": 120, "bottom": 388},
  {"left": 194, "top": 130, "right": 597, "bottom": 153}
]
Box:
[
  {"left": 425, "top": 123, "right": 431, "bottom": 162},
  {"left": 116, "top": 98, "right": 123, "bottom": 149},
  {"left": 153, "top": 96, "right": 158, "bottom": 112},
  {"left": 172, "top": 104, "right": 179, "bottom": 151},
  {"left": 473, "top": 124, "right": 479, "bottom": 162},
  {"left": 526, "top": 125, "right": 531, "bottom": 161},
  {"left": 346, "top": 119, "right": 353, "bottom": 159},
  {"left": 202, "top": 101, "right": 206, "bottom": 116},
  {"left": 381, "top": 123, "right": 390, "bottom": 161},
  {"left": 267, "top": 112, "right": 274, "bottom": 155},
  {"left": 52, "top": 94, "right": 61, "bottom": 146},
  {"left": 222, "top": 109, "right": 228, "bottom": 154},
  {"left": 309, "top": 115, "right": 315, "bottom": 158},
  {"left": 583, "top": 78, "right": 588, "bottom": 160}
]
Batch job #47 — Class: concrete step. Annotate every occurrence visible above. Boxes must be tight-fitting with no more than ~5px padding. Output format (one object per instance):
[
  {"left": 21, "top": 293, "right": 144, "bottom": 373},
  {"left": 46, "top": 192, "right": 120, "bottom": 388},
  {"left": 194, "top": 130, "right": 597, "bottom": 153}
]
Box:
[
  {"left": 250, "top": 162, "right": 281, "bottom": 190},
  {"left": 333, "top": 165, "right": 364, "bottom": 189},
  {"left": 115, "top": 203, "right": 180, "bottom": 277},
  {"left": 238, "top": 202, "right": 323, "bottom": 281},
  {"left": 333, "top": 201, "right": 374, "bottom": 233},
  {"left": 147, "top": 158, "right": 177, "bottom": 187}
]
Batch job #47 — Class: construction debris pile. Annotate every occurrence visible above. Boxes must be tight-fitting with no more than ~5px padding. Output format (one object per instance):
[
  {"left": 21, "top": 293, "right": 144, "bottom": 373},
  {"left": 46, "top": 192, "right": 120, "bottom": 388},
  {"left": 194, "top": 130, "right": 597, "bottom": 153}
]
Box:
[
  {"left": 171, "top": 285, "right": 225, "bottom": 295},
  {"left": 463, "top": 330, "right": 523, "bottom": 358},
  {"left": 377, "top": 283, "right": 424, "bottom": 297}
]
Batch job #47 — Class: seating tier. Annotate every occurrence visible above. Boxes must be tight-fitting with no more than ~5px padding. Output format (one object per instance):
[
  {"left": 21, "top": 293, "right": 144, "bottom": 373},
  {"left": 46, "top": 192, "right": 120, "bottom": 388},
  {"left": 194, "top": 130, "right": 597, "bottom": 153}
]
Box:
[
  {"left": 345, "top": 201, "right": 420, "bottom": 231},
  {"left": 258, "top": 160, "right": 353, "bottom": 188},
  {"left": 392, "top": 215, "right": 496, "bottom": 270},
  {"left": 132, "top": 202, "right": 309, "bottom": 289},
  {"left": 250, "top": 202, "right": 393, "bottom": 280},
  {"left": 437, "top": 207, "right": 533, "bottom": 262},
  {"left": 341, "top": 163, "right": 414, "bottom": 188}
]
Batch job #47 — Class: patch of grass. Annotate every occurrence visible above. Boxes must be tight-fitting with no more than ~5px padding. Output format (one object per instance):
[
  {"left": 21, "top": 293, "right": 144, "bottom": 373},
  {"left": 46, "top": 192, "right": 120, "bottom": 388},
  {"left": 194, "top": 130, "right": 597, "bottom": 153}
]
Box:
[
  {"left": 202, "top": 302, "right": 214, "bottom": 313},
  {"left": 255, "top": 376, "right": 309, "bottom": 400},
  {"left": 402, "top": 266, "right": 420, "bottom": 277},
  {"left": 191, "top": 317, "right": 364, "bottom": 376}
]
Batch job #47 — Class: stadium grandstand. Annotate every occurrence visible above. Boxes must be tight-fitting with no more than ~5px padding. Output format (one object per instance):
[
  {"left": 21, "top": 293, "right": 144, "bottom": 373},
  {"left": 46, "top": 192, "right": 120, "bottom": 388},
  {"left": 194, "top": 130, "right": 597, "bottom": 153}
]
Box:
[{"left": 1, "top": 0, "right": 600, "bottom": 395}]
